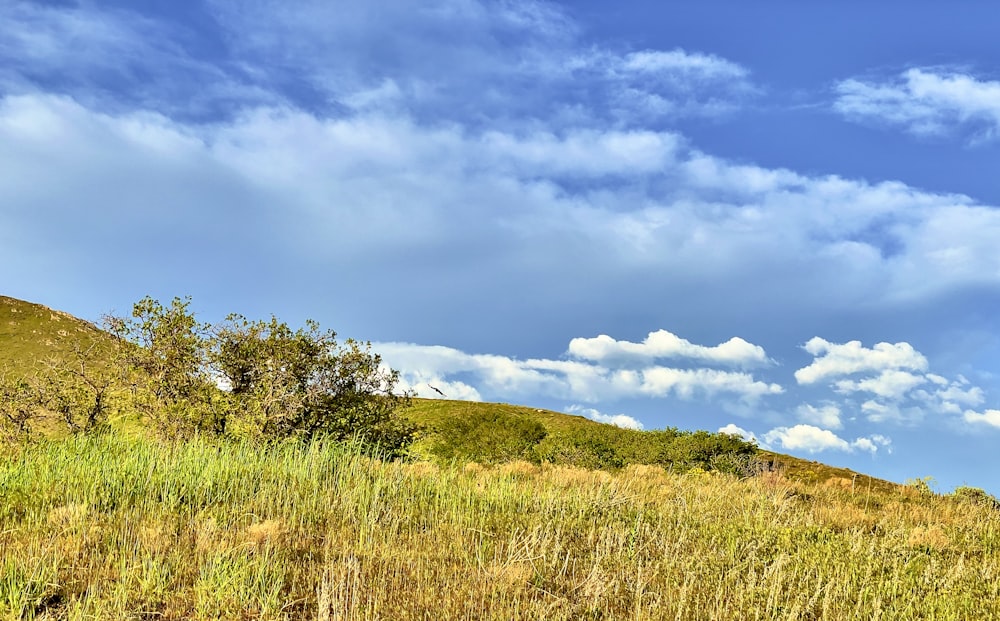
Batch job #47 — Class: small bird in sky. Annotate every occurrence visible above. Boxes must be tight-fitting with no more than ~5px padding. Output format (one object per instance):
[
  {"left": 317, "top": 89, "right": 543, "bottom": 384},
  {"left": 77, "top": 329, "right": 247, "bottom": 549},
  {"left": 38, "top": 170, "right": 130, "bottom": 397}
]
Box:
[{"left": 427, "top": 384, "right": 446, "bottom": 397}]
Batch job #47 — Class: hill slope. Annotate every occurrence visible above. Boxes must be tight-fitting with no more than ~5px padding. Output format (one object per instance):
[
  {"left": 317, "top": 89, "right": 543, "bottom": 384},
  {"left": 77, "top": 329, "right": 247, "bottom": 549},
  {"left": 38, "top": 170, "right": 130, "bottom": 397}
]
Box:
[
  {"left": 401, "top": 397, "right": 901, "bottom": 493},
  {"left": 1, "top": 294, "right": 900, "bottom": 492},
  {"left": 0, "top": 295, "right": 109, "bottom": 375}
]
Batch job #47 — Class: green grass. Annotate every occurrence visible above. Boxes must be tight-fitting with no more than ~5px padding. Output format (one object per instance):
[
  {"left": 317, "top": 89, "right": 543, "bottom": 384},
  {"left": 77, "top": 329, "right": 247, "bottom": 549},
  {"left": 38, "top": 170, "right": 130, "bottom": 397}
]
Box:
[
  {"left": 2, "top": 434, "right": 999, "bottom": 620},
  {"left": 0, "top": 296, "right": 111, "bottom": 376}
]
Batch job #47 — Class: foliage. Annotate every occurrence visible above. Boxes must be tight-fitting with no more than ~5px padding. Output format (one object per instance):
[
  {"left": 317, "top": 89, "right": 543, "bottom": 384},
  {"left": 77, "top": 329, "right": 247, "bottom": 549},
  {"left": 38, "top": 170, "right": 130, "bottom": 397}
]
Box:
[
  {"left": 35, "top": 343, "right": 120, "bottom": 435},
  {"left": 210, "top": 314, "right": 417, "bottom": 454},
  {"left": 905, "top": 476, "right": 937, "bottom": 497},
  {"left": 104, "top": 296, "right": 216, "bottom": 438},
  {"left": 532, "top": 424, "right": 758, "bottom": 474},
  {"left": 951, "top": 485, "right": 1000, "bottom": 509},
  {"left": 98, "top": 297, "right": 417, "bottom": 453},
  {"left": 660, "top": 429, "right": 760, "bottom": 475},
  {"left": 430, "top": 408, "right": 547, "bottom": 464}
]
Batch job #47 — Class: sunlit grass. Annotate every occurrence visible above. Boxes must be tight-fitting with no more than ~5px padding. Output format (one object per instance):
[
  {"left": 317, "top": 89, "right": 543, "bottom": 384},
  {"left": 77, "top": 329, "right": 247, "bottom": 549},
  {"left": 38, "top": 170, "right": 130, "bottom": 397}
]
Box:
[{"left": 2, "top": 435, "right": 999, "bottom": 620}]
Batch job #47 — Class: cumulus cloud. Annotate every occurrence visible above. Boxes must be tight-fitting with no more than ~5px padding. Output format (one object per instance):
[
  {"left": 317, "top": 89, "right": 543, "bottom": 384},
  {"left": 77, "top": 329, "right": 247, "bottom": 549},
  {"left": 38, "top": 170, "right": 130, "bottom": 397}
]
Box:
[
  {"left": 851, "top": 434, "right": 893, "bottom": 456},
  {"left": 794, "top": 337, "right": 997, "bottom": 428},
  {"left": 835, "top": 68, "right": 1000, "bottom": 142},
  {"left": 566, "top": 405, "right": 644, "bottom": 430},
  {"left": 964, "top": 409, "right": 1000, "bottom": 429},
  {"left": 796, "top": 403, "right": 843, "bottom": 429},
  {"left": 834, "top": 370, "right": 927, "bottom": 400},
  {"left": 567, "top": 330, "right": 770, "bottom": 367},
  {"left": 376, "top": 334, "right": 782, "bottom": 405},
  {"left": 796, "top": 338, "right": 928, "bottom": 385},
  {"left": 762, "top": 425, "right": 890, "bottom": 455}
]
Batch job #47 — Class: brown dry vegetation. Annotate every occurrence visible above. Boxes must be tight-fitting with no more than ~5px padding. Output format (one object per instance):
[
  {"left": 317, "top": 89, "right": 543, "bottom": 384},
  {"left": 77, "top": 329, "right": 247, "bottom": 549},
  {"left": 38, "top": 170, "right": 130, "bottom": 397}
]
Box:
[{"left": 2, "top": 435, "right": 999, "bottom": 620}]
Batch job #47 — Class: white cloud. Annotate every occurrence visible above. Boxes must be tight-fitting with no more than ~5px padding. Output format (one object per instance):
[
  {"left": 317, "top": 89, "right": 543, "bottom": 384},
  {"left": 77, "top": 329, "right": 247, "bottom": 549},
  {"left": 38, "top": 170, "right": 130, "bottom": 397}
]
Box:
[
  {"left": 963, "top": 409, "right": 1000, "bottom": 429},
  {"left": 796, "top": 338, "right": 928, "bottom": 385},
  {"left": 935, "top": 383, "right": 986, "bottom": 406},
  {"left": 796, "top": 403, "right": 843, "bottom": 429},
  {"left": 764, "top": 425, "right": 850, "bottom": 453},
  {"left": 639, "top": 366, "right": 782, "bottom": 400},
  {"left": 835, "top": 68, "right": 1000, "bottom": 142},
  {"left": 834, "top": 370, "right": 927, "bottom": 400},
  {"left": 567, "top": 330, "right": 770, "bottom": 367},
  {"left": 619, "top": 49, "right": 748, "bottom": 80},
  {"left": 852, "top": 434, "right": 893, "bottom": 456},
  {"left": 566, "top": 405, "right": 644, "bottom": 430},
  {"left": 861, "top": 400, "right": 902, "bottom": 423},
  {"left": 718, "top": 423, "right": 757, "bottom": 444},
  {"left": 762, "top": 425, "right": 890, "bottom": 455},
  {"left": 793, "top": 336, "right": 995, "bottom": 428},
  {"left": 376, "top": 337, "right": 782, "bottom": 405}
]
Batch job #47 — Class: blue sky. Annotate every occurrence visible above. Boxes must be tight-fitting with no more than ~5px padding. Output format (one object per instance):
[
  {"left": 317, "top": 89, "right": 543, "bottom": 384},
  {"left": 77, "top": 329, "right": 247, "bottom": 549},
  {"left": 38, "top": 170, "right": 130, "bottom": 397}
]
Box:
[{"left": 4, "top": 0, "right": 1000, "bottom": 493}]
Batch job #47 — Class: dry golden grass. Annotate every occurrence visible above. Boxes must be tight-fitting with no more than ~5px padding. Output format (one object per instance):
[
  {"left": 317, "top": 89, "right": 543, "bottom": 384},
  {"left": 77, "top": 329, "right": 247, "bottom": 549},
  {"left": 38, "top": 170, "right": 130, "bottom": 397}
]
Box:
[{"left": 2, "top": 435, "right": 999, "bottom": 620}]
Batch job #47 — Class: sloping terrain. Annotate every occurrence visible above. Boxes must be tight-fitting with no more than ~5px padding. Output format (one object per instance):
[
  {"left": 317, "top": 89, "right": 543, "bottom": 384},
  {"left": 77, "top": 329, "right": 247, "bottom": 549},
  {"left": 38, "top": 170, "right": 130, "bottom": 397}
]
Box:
[
  {"left": 0, "top": 295, "right": 109, "bottom": 375},
  {"left": 402, "top": 397, "right": 900, "bottom": 491},
  {"left": 1, "top": 294, "right": 899, "bottom": 491}
]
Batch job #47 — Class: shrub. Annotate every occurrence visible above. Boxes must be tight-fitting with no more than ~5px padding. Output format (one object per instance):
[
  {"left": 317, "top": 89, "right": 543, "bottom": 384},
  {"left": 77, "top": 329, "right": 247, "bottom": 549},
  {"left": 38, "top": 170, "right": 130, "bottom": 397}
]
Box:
[
  {"left": 951, "top": 486, "right": 1000, "bottom": 509},
  {"left": 431, "top": 409, "right": 547, "bottom": 465},
  {"left": 102, "top": 297, "right": 417, "bottom": 455}
]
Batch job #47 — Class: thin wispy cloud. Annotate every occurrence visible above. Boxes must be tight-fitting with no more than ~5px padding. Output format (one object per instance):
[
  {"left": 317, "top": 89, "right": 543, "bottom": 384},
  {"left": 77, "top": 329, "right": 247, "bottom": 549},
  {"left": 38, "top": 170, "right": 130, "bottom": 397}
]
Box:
[{"left": 835, "top": 68, "right": 1000, "bottom": 143}]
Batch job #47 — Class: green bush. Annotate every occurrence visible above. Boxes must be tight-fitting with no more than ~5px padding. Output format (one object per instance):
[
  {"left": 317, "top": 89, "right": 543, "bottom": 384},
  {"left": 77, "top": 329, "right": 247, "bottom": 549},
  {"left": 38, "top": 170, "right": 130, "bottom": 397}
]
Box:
[
  {"left": 430, "top": 409, "right": 547, "bottom": 464},
  {"left": 535, "top": 426, "right": 630, "bottom": 470},
  {"left": 533, "top": 425, "right": 757, "bottom": 474},
  {"left": 660, "top": 430, "right": 759, "bottom": 475},
  {"left": 951, "top": 486, "right": 1000, "bottom": 509}
]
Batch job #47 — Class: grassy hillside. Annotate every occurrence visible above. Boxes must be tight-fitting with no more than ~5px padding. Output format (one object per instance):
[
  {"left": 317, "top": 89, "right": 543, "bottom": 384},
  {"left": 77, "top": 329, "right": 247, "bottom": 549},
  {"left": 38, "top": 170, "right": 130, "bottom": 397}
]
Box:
[
  {"left": 3, "top": 294, "right": 997, "bottom": 619},
  {"left": 402, "top": 398, "right": 899, "bottom": 493},
  {"left": 0, "top": 296, "right": 109, "bottom": 375},
  {"left": 0, "top": 294, "right": 900, "bottom": 491}
]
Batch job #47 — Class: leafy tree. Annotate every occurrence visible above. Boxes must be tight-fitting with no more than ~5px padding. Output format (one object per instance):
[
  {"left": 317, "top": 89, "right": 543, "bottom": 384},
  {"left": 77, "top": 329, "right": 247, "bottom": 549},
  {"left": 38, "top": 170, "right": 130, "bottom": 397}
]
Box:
[
  {"left": 104, "top": 296, "right": 216, "bottom": 439},
  {"left": 211, "top": 313, "right": 416, "bottom": 453}
]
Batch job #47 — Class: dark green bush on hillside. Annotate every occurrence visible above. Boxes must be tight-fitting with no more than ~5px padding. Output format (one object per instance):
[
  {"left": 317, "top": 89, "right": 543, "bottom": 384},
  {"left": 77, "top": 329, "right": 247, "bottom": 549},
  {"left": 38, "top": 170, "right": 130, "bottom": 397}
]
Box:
[
  {"left": 431, "top": 409, "right": 547, "bottom": 464},
  {"left": 659, "top": 430, "right": 759, "bottom": 475},
  {"left": 534, "top": 425, "right": 630, "bottom": 470},
  {"left": 534, "top": 425, "right": 758, "bottom": 474},
  {"left": 951, "top": 486, "right": 1000, "bottom": 509}
]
